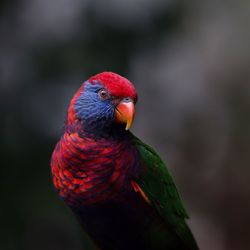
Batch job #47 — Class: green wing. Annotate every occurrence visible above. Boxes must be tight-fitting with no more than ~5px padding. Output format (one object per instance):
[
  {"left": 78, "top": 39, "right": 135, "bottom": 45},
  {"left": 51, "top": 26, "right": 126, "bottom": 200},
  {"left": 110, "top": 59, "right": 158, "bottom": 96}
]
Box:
[{"left": 132, "top": 135, "right": 199, "bottom": 250}]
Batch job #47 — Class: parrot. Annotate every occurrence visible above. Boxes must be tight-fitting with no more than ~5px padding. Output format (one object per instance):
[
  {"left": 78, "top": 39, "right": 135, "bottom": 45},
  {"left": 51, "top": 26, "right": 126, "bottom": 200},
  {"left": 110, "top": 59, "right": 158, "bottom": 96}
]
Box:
[{"left": 51, "top": 72, "right": 199, "bottom": 250}]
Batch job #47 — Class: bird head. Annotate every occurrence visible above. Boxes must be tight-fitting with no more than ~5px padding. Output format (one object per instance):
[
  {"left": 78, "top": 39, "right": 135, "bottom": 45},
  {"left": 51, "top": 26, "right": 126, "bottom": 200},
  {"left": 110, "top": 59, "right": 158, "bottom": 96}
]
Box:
[{"left": 67, "top": 72, "right": 137, "bottom": 136}]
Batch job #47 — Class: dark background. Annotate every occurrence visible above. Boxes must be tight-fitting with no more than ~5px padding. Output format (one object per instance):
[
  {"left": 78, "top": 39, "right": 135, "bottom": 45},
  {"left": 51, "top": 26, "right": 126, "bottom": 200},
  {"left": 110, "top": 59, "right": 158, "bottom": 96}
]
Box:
[{"left": 1, "top": 0, "right": 250, "bottom": 249}]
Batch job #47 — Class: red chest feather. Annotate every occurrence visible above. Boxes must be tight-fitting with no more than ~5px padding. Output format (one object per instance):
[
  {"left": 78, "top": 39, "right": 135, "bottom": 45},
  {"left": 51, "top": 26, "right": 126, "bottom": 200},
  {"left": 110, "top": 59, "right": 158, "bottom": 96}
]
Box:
[{"left": 51, "top": 132, "right": 139, "bottom": 207}]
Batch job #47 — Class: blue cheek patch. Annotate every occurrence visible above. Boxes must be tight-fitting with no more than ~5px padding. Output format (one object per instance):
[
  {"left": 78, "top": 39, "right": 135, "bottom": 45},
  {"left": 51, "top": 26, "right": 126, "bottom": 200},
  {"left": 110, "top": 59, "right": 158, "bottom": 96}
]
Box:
[{"left": 74, "top": 81, "right": 115, "bottom": 132}]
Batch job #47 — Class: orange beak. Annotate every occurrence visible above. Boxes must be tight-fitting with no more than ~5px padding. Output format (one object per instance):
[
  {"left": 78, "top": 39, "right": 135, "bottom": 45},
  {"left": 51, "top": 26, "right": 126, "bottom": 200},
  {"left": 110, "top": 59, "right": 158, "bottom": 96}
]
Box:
[{"left": 115, "top": 101, "right": 135, "bottom": 130}]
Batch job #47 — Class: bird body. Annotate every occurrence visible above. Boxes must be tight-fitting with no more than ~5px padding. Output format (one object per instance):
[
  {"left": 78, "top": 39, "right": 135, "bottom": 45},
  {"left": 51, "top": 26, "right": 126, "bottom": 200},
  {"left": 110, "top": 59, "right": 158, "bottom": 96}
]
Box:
[{"left": 51, "top": 72, "right": 199, "bottom": 250}]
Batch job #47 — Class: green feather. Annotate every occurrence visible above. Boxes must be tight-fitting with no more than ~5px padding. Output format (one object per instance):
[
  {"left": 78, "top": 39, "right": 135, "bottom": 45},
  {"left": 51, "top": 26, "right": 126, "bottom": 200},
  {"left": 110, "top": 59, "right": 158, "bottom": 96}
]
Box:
[{"left": 132, "top": 135, "right": 199, "bottom": 250}]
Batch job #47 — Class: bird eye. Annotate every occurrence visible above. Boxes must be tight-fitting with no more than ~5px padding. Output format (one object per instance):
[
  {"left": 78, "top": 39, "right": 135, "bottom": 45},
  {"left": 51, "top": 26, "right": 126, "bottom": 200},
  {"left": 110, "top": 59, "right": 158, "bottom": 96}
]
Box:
[
  {"left": 123, "top": 97, "right": 132, "bottom": 102},
  {"left": 98, "top": 89, "right": 110, "bottom": 100}
]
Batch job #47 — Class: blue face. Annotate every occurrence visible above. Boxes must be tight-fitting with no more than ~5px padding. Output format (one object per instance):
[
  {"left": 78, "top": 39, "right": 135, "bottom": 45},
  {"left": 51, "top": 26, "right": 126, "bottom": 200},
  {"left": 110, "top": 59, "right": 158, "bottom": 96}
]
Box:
[{"left": 74, "top": 81, "right": 116, "bottom": 135}]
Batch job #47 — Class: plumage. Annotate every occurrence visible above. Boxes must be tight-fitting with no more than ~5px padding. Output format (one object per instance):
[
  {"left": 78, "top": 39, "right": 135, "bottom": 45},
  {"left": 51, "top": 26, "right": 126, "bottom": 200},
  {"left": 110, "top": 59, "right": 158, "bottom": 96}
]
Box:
[{"left": 51, "top": 72, "right": 199, "bottom": 250}]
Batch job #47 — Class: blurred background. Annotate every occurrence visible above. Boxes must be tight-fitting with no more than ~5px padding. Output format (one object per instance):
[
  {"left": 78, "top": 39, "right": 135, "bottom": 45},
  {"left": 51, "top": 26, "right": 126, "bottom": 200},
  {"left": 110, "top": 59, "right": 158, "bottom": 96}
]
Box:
[{"left": 1, "top": 0, "right": 250, "bottom": 249}]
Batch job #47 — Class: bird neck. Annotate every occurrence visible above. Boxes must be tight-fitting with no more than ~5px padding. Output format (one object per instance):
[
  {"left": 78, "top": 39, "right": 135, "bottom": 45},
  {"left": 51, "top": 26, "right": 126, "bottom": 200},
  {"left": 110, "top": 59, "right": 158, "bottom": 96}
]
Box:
[{"left": 65, "top": 119, "right": 130, "bottom": 141}]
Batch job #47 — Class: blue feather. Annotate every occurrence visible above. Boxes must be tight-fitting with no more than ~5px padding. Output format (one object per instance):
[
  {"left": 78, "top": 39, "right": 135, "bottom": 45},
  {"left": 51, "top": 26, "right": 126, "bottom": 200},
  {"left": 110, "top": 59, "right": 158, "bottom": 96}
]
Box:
[{"left": 74, "top": 81, "right": 115, "bottom": 135}]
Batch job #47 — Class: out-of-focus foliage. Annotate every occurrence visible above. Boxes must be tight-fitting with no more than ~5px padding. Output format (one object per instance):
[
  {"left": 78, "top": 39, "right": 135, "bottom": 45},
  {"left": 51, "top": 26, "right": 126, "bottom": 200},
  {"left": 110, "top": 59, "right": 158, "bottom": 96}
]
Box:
[{"left": 1, "top": 0, "right": 250, "bottom": 249}]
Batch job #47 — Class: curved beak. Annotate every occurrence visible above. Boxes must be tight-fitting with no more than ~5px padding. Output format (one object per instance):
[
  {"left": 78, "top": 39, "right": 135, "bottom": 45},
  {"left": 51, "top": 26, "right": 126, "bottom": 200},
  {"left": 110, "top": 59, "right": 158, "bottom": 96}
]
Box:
[{"left": 115, "top": 101, "right": 135, "bottom": 130}]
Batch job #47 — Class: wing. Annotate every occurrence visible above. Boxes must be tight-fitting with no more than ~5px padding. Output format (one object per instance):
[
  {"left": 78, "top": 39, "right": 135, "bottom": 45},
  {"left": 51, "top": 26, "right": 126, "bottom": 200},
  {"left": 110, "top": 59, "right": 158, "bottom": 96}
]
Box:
[{"left": 132, "top": 135, "right": 199, "bottom": 250}]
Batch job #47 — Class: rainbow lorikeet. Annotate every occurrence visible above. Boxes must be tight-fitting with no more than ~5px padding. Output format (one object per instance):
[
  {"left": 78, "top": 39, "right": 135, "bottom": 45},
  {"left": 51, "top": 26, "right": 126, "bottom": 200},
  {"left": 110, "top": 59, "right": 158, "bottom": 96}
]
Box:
[{"left": 51, "top": 72, "right": 199, "bottom": 250}]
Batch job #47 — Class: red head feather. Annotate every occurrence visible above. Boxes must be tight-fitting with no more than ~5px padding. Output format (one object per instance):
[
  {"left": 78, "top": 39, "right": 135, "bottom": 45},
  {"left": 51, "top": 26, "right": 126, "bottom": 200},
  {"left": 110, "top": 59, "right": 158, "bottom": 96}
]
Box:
[{"left": 89, "top": 72, "right": 138, "bottom": 101}]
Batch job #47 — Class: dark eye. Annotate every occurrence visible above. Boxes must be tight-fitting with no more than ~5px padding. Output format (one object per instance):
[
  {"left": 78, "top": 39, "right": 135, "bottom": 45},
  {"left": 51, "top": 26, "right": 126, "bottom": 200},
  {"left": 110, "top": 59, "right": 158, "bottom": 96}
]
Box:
[
  {"left": 98, "top": 89, "right": 110, "bottom": 100},
  {"left": 123, "top": 97, "right": 132, "bottom": 102}
]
